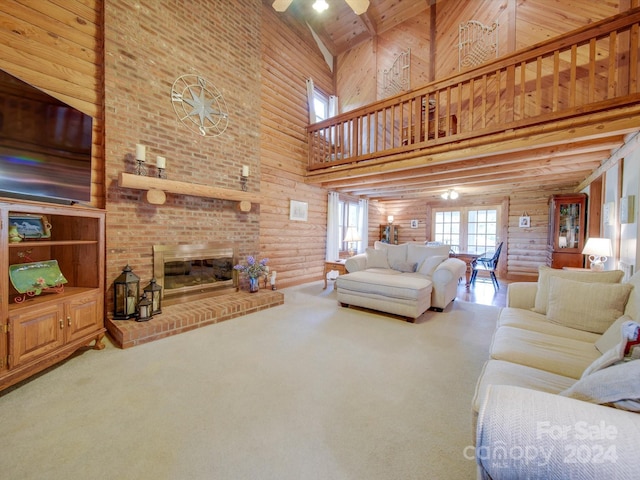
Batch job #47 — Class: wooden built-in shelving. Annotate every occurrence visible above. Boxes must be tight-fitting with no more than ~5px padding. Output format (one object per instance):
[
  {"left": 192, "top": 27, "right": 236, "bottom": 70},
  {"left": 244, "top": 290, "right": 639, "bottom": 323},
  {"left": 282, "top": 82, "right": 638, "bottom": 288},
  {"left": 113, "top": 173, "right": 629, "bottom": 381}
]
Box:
[{"left": 118, "top": 172, "right": 259, "bottom": 211}]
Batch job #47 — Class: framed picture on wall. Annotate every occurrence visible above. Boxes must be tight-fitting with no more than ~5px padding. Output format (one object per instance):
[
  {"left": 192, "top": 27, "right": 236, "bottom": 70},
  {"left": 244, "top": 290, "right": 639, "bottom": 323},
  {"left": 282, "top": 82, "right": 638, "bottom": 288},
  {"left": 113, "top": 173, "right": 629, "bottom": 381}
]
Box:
[
  {"left": 410, "top": 219, "right": 418, "bottom": 228},
  {"left": 519, "top": 216, "right": 530, "bottom": 228},
  {"left": 289, "top": 200, "right": 308, "bottom": 221}
]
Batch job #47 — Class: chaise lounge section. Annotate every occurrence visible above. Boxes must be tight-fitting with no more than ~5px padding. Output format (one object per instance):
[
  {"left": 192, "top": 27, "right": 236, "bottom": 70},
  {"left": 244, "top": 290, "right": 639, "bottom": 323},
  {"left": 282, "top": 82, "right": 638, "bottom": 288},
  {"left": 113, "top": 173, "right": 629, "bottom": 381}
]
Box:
[{"left": 336, "top": 242, "right": 466, "bottom": 320}]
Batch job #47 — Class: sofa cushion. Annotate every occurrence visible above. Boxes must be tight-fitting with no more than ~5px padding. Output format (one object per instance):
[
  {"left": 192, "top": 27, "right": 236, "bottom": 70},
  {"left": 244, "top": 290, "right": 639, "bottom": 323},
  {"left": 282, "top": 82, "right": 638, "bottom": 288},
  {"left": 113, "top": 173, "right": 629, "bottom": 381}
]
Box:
[
  {"left": 546, "top": 277, "right": 632, "bottom": 333},
  {"left": 365, "top": 247, "right": 389, "bottom": 269},
  {"left": 498, "top": 307, "right": 601, "bottom": 343},
  {"left": 533, "top": 266, "right": 624, "bottom": 315},
  {"left": 560, "top": 360, "right": 640, "bottom": 412},
  {"left": 473, "top": 359, "right": 575, "bottom": 415},
  {"left": 374, "top": 241, "right": 407, "bottom": 267},
  {"left": 490, "top": 326, "right": 601, "bottom": 379},
  {"left": 417, "top": 255, "right": 448, "bottom": 276},
  {"left": 336, "top": 270, "right": 432, "bottom": 301},
  {"left": 595, "top": 315, "right": 634, "bottom": 354}
]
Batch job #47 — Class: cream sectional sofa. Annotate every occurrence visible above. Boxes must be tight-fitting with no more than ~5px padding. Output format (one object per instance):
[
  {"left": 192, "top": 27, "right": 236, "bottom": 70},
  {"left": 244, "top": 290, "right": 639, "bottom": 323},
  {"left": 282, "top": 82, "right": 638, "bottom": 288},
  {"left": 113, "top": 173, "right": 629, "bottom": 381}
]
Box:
[
  {"left": 473, "top": 266, "right": 640, "bottom": 479},
  {"left": 336, "top": 242, "right": 466, "bottom": 320}
]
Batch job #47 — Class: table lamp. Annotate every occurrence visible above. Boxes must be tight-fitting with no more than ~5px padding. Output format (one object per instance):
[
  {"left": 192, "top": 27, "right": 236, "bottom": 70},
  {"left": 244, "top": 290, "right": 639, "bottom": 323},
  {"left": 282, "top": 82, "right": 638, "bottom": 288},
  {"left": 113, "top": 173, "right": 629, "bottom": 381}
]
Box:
[
  {"left": 344, "top": 226, "right": 361, "bottom": 257},
  {"left": 581, "top": 237, "right": 612, "bottom": 271}
]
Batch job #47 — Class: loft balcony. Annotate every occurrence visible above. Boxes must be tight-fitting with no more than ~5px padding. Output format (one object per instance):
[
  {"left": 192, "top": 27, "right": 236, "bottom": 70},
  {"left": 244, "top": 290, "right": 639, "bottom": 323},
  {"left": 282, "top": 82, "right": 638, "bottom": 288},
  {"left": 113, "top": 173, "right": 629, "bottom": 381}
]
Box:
[{"left": 306, "top": 9, "right": 640, "bottom": 201}]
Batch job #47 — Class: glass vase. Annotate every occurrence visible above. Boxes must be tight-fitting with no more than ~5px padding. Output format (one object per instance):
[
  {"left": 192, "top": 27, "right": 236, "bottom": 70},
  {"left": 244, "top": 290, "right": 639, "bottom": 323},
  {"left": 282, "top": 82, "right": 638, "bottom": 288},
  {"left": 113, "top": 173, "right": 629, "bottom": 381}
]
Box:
[{"left": 249, "top": 277, "right": 259, "bottom": 293}]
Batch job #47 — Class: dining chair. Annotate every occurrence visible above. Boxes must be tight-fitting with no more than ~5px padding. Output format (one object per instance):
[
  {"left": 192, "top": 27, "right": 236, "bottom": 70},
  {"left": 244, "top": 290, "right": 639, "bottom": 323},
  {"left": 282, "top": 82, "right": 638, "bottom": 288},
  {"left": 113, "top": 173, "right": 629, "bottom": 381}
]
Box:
[{"left": 470, "top": 242, "right": 503, "bottom": 290}]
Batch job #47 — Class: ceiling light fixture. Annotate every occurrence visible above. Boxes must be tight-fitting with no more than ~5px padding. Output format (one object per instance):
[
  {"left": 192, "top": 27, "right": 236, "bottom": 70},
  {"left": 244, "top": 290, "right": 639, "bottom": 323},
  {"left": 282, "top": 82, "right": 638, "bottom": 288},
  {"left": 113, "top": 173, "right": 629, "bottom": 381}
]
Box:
[
  {"left": 441, "top": 189, "right": 459, "bottom": 200},
  {"left": 312, "top": 0, "right": 329, "bottom": 12}
]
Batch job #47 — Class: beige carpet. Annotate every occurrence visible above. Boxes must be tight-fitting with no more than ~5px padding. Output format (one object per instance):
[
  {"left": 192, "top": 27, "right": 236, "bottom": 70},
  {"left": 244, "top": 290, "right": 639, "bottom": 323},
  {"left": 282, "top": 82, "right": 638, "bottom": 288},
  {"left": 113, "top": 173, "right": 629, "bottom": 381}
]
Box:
[{"left": 0, "top": 281, "right": 500, "bottom": 480}]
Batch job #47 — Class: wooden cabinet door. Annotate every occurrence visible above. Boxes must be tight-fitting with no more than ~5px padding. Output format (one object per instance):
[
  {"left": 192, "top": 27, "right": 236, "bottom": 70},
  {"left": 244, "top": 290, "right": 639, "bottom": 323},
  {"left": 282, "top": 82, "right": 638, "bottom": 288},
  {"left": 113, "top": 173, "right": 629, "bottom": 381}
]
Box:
[
  {"left": 10, "top": 303, "right": 65, "bottom": 367},
  {"left": 65, "top": 292, "right": 102, "bottom": 344}
]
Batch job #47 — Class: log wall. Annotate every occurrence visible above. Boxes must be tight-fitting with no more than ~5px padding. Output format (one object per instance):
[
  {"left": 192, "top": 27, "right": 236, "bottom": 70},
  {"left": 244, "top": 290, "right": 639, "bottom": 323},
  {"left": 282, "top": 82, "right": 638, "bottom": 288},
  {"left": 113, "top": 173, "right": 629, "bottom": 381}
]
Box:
[{"left": 260, "top": 6, "right": 333, "bottom": 287}]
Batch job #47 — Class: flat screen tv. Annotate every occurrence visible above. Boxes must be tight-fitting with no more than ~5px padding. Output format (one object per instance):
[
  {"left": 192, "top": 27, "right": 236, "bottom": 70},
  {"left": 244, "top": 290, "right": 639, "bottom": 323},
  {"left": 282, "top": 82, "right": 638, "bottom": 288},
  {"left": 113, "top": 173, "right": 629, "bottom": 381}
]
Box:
[{"left": 0, "top": 69, "right": 93, "bottom": 205}]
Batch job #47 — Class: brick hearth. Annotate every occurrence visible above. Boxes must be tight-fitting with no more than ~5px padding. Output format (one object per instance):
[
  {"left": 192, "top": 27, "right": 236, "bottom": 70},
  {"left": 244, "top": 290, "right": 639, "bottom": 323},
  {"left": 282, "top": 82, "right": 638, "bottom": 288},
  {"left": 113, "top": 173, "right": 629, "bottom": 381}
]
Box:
[{"left": 106, "top": 289, "right": 284, "bottom": 348}]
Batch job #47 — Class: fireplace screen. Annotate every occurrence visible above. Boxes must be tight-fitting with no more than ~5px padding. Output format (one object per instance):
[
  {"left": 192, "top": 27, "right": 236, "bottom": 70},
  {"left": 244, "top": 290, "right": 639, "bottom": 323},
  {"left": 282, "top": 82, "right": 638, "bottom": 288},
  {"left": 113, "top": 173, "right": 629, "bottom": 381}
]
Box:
[{"left": 154, "top": 244, "right": 236, "bottom": 303}]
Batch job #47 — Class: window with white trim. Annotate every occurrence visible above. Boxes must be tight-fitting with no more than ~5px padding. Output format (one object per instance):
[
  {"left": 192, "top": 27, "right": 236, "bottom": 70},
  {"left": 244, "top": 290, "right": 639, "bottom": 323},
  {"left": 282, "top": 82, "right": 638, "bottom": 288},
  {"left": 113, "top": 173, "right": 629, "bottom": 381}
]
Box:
[
  {"left": 339, "top": 199, "right": 360, "bottom": 252},
  {"left": 314, "top": 90, "right": 329, "bottom": 123},
  {"left": 433, "top": 206, "right": 500, "bottom": 254}
]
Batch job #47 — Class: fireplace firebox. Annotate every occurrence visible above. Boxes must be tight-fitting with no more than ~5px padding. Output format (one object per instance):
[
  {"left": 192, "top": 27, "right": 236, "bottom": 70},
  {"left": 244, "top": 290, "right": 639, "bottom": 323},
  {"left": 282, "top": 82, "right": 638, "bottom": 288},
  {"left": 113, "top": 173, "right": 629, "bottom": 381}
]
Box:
[{"left": 153, "top": 244, "right": 237, "bottom": 305}]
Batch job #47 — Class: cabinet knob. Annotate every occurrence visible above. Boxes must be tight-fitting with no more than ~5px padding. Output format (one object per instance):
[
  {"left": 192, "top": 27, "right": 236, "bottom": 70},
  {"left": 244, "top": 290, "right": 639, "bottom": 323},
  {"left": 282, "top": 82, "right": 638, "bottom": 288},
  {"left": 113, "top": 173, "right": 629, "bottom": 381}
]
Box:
[
  {"left": 67, "top": 316, "right": 72, "bottom": 327},
  {"left": 59, "top": 318, "right": 64, "bottom": 329}
]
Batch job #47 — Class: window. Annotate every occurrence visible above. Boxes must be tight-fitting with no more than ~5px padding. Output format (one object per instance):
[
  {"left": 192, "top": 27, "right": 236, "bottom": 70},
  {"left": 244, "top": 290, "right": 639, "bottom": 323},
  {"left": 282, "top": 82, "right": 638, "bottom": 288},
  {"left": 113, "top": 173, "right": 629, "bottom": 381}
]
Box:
[
  {"left": 313, "top": 90, "right": 329, "bottom": 123},
  {"left": 339, "top": 199, "right": 360, "bottom": 252},
  {"left": 433, "top": 206, "right": 499, "bottom": 254}
]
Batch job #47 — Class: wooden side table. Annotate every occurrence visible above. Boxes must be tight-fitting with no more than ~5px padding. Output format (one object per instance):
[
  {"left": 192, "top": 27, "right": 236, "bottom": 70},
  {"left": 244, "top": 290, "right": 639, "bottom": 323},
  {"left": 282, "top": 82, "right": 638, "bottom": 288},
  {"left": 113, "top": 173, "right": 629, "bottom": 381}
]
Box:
[{"left": 324, "top": 260, "right": 347, "bottom": 289}]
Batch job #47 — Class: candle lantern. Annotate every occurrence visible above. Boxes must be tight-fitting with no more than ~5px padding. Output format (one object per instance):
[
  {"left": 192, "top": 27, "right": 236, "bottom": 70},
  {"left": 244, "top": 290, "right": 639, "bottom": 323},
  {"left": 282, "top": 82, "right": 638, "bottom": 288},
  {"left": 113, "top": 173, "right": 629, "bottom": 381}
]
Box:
[
  {"left": 136, "top": 292, "right": 153, "bottom": 322},
  {"left": 144, "top": 278, "right": 162, "bottom": 315},
  {"left": 113, "top": 265, "right": 140, "bottom": 320}
]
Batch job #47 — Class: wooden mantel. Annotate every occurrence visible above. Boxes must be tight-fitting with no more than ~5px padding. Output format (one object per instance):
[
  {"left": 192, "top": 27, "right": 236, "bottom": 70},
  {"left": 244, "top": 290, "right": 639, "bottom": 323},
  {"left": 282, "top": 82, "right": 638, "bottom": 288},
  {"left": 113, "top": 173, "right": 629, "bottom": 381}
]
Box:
[{"left": 118, "top": 172, "right": 259, "bottom": 211}]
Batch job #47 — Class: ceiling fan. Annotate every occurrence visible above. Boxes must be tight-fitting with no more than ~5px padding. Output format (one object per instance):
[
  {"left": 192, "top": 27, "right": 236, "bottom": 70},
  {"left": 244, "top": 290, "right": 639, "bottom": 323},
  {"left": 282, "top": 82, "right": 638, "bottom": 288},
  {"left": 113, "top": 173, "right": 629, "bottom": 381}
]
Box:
[{"left": 272, "top": 0, "right": 370, "bottom": 15}]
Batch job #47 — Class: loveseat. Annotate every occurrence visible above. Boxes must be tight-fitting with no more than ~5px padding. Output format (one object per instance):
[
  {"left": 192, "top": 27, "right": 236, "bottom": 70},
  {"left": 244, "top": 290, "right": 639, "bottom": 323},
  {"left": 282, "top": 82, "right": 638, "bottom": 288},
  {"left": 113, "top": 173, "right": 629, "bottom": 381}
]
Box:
[
  {"left": 473, "top": 266, "right": 640, "bottom": 479},
  {"left": 335, "top": 241, "right": 466, "bottom": 320}
]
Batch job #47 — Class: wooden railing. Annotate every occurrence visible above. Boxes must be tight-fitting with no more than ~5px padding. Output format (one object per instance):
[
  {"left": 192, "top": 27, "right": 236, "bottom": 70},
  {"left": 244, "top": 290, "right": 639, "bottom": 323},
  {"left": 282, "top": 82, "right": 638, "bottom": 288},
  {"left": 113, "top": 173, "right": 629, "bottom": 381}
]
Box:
[{"left": 308, "top": 8, "right": 640, "bottom": 171}]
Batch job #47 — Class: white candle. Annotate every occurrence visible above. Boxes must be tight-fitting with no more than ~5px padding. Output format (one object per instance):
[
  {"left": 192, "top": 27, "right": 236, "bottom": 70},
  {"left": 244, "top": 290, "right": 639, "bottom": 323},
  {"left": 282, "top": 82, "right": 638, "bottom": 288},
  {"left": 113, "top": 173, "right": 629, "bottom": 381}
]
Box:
[
  {"left": 126, "top": 296, "right": 136, "bottom": 315},
  {"left": 136, "top": 144, "right": 146, "bottom": 161},
  {"left": 242, "top": 165, "right": 250, "bottom": 177},
  {"left": 156, "top": 156, "right": 166, "bottom": 169},
  {"left": 270, "top": 271, "right": 277, "bottom": 285}
]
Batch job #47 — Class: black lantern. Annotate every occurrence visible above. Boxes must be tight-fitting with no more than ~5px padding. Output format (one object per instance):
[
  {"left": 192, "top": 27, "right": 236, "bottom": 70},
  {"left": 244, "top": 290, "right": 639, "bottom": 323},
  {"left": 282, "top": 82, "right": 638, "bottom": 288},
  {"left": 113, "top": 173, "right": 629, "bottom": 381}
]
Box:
[
  {"left": 136, "top": 292, "right": 153, "bottom": 322},
  {"left": 113, "top": 264, "right": 140, "bottom": 320},
  {"left": 144, "top": 278, "right": 162, "bottom": 315}
]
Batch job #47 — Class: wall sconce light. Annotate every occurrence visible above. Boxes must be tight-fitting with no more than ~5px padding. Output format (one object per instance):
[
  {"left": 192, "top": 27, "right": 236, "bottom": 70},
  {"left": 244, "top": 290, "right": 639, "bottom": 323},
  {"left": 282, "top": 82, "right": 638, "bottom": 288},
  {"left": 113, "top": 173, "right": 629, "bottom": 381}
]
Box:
[
  {"left": 240, "top": 165, "right": 249, "bottom": 191},
  {"left": 387, "top": 215, "right": 394, "bottom": 224},
  {"left": 135, "top": 144, "right": 147, "bottom": 176},
  {"left": 441, "top": 189, "right": 459, "bottom": 200},
  {"left": 113, "top": 264, "right": 140, "bottom": 320},
  {"left": 582, "top": 237, "right": 612, "bottom": 271}
]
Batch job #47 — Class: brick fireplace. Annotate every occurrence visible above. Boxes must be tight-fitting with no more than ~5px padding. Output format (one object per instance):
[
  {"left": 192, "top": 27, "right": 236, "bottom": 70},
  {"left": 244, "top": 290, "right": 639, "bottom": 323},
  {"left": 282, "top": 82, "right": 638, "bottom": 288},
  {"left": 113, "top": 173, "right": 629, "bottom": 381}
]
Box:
[{"left": 105, "top": 242, "right": 284, "bottom": 348}]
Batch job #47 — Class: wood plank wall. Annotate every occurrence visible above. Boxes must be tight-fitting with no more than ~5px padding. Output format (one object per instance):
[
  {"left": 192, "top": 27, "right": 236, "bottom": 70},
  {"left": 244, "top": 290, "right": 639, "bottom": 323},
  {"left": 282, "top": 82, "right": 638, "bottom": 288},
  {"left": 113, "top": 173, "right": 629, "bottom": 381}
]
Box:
[
  {"left": 0, "top": 0, "right": 104, "bottom": 207},
  {"left": 260, "top": 5, "right": 334, "bottom": 287},
  {"left": 335, "top": 0, "right": 624, "bottom": 278}
]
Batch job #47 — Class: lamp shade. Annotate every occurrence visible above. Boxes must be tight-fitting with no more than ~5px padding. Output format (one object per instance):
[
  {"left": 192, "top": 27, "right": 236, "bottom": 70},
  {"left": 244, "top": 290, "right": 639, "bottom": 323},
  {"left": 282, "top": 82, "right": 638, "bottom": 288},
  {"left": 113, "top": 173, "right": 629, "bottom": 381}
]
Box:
[
  {"left": 581, "top": 238, "right": 612, "bottom": 257},
  {"left": 344, "top": 226, "right": 361, "bottom": 243}
]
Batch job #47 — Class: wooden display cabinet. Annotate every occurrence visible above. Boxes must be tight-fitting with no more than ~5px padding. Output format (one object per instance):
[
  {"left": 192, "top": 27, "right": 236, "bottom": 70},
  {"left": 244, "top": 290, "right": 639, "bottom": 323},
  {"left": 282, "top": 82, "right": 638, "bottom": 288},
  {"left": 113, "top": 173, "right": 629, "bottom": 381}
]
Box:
[
  {"left": 547, "top": 193, "right": 587, "bottom": 269},
  {"left": 0, "top": 198, "right": 106, "bottom": 390},
  {"left": 380, "top": 224, "right": 399, "bottom": 244}
]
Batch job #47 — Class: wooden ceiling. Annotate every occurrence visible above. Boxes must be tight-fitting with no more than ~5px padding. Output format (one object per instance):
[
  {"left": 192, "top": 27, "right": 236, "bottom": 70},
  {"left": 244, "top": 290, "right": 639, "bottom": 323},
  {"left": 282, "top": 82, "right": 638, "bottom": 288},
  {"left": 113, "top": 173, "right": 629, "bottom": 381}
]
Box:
[
  {"left": 281, "top": 0, "right": 430, "bottom": 56},
  {"left": 269, "top": 0, "right": 636, "bottom": 202}
]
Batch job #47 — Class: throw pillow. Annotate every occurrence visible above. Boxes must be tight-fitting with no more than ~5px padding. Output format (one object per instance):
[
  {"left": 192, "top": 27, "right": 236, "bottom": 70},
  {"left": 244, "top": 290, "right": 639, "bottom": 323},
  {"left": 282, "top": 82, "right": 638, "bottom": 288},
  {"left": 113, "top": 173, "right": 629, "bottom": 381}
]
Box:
[
  {"left": 374, "top": 241, "right": 407, "bottom": 268},
  {"left": 560, "top": 360, "right": 640, "bottom": 412},
  {"left": 581, "top": 320, "right": 639, "bottom": 377},
  {"left": 417, "top": 255, "right": 448, "bottom": 276},
  {"left": 407, "top": 244, "right": 451, "bottom": 270},
  {"left": 533, "top": 266, "right": 624, "bottom": 315},
  {"left": 546, "top": 277, "right": 632, "bottom": 333},
  {"left": 391, "top": 261, "right": 417, "bottom": 273},
  {"left": 595, "top": 315, "right": 634, "bottom": 354},
  {"left": 365, "top": 247, "right": 389, "bottom": 269}
]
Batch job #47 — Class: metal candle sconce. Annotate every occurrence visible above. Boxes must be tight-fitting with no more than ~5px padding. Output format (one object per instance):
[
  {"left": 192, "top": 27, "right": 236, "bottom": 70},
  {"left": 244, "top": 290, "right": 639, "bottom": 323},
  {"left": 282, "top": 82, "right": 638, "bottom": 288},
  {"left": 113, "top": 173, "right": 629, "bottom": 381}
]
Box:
[{"left": 240, "top": 165, "right": 249, "bottom": 191}]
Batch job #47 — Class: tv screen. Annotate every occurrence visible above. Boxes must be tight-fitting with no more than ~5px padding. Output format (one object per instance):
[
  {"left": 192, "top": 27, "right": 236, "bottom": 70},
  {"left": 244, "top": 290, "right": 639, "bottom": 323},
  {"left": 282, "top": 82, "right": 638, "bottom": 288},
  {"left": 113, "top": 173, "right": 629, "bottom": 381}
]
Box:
[{"left": 0, "top": 69, "right": 93, "bottom": 204}]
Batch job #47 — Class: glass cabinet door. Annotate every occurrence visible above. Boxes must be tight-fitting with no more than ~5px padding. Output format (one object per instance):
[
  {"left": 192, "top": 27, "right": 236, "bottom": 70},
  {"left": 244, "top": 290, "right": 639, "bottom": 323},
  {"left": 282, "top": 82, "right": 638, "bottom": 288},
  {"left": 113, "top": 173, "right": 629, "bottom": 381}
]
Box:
[{"left": 557, "top": 201, "right": 582, "bottom": 250}]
